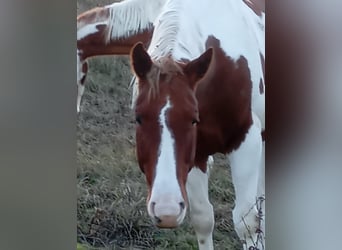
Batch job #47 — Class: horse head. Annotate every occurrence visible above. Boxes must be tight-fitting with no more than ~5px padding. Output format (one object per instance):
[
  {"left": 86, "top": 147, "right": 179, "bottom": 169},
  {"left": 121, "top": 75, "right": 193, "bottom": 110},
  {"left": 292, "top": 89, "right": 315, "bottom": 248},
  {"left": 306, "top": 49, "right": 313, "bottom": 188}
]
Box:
[{"left": 130, "top": 42, "right": 213, "bottom": 228}]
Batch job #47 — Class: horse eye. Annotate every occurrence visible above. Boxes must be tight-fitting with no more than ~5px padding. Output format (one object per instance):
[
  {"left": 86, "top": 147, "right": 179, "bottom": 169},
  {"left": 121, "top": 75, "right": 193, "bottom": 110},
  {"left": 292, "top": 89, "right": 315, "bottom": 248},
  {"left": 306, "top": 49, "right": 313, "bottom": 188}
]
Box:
[
  {"left": 192, "top": 119, "right": 199, "bottom": 125},
  {"left": 136, "top": 116, "right": 142, "bottom": 125}
]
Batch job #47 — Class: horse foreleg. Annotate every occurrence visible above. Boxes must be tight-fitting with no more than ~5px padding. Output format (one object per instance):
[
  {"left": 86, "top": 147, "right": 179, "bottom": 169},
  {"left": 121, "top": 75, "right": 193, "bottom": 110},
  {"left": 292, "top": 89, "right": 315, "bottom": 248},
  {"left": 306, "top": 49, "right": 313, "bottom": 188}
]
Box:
[
  {"left": 228, "top": 113, "right": 265, "bottom": 250},
  {"left": 77, "top": 83, "right": 85, "bottom": 114},
  {"left": 77, "top": 59, "right": 88, "bottom": 113},
  {"left": 186, "top": 161, "right": 214, "bottom": 250}
]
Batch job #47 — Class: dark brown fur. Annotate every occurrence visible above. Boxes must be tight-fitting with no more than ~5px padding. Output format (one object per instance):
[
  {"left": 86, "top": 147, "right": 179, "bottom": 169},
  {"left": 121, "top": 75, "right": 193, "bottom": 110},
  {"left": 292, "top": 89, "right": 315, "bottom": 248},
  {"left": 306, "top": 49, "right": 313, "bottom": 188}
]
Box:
[{"left": 194, "top": 36, "right": 253, "bottom": 170}]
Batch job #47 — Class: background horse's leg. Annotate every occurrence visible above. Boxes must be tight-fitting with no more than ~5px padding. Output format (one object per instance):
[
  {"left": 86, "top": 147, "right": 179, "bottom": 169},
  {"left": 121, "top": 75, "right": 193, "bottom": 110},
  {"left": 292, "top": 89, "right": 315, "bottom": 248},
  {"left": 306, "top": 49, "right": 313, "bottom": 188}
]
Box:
[
  {"left": 77, "top": 60, "right": 88, "bottom": 113},
  {"left": 186, "top": 163, "right": 214, "bottom": 250},
  {"left": 228, "top": 113, "right": 264, "bottom": 250},
  {"left": 77, "top": 83, "right": 85, "bottom": 113}
]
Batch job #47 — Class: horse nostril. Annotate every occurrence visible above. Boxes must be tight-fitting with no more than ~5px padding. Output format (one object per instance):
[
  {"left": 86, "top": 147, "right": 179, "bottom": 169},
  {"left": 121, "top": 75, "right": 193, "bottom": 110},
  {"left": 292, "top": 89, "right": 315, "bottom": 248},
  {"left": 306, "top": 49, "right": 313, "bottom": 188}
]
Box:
[
  {"left": 179, "top": 202, "right": 185, "bottom": 210},
  {"left": 154, "top": 215, "right": 162, "bottom": 224},
  {"left": 151, "top": 201, "right": 156, "bottom": 210}
]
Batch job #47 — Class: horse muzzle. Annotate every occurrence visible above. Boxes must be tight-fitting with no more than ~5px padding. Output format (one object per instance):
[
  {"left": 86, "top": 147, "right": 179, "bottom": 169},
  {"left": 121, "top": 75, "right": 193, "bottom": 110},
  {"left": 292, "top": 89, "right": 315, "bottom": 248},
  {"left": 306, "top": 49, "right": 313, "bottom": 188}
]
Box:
[{"left": 148, "top": 197, "right": 187, "bottom": 228}]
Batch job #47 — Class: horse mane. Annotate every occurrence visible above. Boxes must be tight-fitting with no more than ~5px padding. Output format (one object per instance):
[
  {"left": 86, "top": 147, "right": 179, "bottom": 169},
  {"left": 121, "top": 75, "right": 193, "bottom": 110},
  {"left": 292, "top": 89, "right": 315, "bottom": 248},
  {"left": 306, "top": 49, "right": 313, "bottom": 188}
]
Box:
[
  {"left": 104, "top": 0, "right": 166, "bottom": 44},
  {"left": 133, "top": 0, "right": 184, "bottom": 105},
  {"left": 144, "top": 57, "right": 184, "bottom": 101},
  {"left": 148, "top": 0, "right": 182, "bottom": 60}
]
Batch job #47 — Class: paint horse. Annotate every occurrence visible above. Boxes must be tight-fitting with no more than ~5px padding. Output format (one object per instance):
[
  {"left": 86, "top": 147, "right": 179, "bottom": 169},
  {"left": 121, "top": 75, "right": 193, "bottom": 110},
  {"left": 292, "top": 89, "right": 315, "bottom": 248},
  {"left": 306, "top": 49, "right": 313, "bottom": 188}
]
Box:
[
  {"left": 130, "top": 0, "right": 265, "bottom": 249},
  {"left": 77, "top": 0, "right": 167, "bottom": 113}
]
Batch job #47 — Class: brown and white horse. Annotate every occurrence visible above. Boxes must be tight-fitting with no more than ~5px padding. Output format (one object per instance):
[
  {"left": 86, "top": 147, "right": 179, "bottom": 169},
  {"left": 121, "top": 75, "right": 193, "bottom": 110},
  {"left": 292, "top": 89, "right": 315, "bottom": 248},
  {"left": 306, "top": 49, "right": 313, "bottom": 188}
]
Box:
[
  {"left": 77, "top": 0, "right": 167, "bottom": 113},
  {"left": 130, "top": 0, "right": 265, "bottom": 249}
]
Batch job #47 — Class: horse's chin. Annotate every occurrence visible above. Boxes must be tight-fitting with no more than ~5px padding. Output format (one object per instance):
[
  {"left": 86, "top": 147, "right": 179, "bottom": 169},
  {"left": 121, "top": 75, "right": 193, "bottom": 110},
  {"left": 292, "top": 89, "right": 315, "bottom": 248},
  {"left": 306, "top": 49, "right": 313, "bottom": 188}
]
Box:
[{"left": 154, "top": 216, "right": 180, "bottom": 228}]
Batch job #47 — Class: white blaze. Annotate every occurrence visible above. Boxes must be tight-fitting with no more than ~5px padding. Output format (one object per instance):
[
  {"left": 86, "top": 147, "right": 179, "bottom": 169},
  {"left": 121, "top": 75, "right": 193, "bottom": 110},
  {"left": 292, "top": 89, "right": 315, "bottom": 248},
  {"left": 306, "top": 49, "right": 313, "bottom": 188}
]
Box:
[{"left": 149, "top": 98, "right": 183, "bottom": 210}]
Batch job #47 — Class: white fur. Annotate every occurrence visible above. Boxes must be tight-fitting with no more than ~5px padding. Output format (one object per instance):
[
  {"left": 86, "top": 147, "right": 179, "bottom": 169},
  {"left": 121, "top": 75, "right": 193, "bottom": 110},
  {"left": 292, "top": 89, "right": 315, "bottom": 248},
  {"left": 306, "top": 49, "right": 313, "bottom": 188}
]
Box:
[
  {"left": 77, "top": 49, "right": 85, "bottom": 113},
  {"left": 152, "top": 99, "right": 179, "bottom": 195},
  {"left": 77, "top": 22, "right": 107, "bottom": 40},
  {"left": 147, "top": 0, "right": 183, "bottom": 59},
  {"left": 229, "top": 112, "right": 264, "bottom": 249},
  {"left": 77, "top": 83, "right": 85, "bottom": 114},
  {"left": 77, "top": 49, "right": 81, "bottom": 82},
  {"left": 186, "top": 167, "right": 214, "bottom": 250},
  {"left": 105, "top": 0, "right": 167, "bottom": 43},
  {"left": 148, "top": 98, "right": 185, "bottom": 223}
]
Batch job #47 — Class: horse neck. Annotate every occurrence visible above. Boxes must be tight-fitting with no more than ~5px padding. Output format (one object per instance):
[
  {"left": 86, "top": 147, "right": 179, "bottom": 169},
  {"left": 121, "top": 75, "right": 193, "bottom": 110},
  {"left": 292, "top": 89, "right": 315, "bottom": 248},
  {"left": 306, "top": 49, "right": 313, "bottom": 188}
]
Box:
[{"left": 77, "top": 28, "right": 153, "bottom": 60}]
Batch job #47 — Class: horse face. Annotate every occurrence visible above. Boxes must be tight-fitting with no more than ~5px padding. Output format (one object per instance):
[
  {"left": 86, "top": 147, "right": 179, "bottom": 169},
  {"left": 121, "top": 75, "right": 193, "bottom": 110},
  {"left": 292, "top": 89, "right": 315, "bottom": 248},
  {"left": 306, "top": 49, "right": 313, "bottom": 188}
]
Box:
[{"left": 130, "top": 43, "right": 212, "bottom": 228}]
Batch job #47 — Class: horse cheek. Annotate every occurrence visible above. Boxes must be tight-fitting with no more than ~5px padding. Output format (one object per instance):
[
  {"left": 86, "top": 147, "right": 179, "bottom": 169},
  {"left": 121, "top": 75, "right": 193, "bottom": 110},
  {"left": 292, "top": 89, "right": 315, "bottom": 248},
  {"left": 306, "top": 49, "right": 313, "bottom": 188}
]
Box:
[{"left": 135, "top": 129, "right": 146, "bottom": 174}]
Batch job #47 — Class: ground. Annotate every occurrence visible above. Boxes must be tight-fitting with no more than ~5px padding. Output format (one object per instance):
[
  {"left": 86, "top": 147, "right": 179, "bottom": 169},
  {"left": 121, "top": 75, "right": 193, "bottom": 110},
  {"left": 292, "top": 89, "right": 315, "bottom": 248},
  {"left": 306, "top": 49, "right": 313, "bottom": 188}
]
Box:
[{"left": 77, "top": 0, "right": 242, "bottom": 249}]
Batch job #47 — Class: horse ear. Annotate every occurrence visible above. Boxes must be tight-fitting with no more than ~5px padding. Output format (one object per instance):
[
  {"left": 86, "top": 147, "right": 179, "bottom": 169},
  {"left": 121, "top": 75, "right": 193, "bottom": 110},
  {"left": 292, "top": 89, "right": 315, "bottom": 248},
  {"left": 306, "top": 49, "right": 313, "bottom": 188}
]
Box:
[
  {"left": 184, "top": 48, "right": 213, "bottom": 88},
  {"left": 130, "top": 42, "right": 153, "bottom": 79}
]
